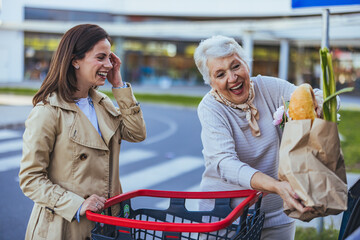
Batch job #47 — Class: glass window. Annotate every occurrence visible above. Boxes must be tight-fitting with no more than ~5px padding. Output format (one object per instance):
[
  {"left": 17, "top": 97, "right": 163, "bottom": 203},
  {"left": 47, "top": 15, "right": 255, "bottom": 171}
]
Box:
[
  {"left": 24, "top": 7, "right": 113, "bottom": 22},
  {"left": 24, "top": 33, "right": 62, "bottom": 81},
  {"left": 252, "top": 45, "right": 280, "bottom": 78},
  {"left": 289, "top": 46, "right": 360, "bottom": 93},
  {"left": 122, "top": 39, "right": 202, "bottom": 86}
]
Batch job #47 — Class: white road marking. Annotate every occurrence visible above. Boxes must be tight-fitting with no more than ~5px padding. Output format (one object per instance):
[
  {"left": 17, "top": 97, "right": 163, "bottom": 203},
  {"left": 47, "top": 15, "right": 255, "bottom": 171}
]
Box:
[
  {"left": 0, "top": 154, "right": 21, "bottom": 172},
  {"left": 120, "top": 149, "right": 157, "bottom": 166},
  {"left": 0, "top": 148, "right": 156, "bottom": 172},
  {"left": 121, "top": 156, "right": 203, "bottom": 192},
  {"left": 143, "top": 116, "right": 178, "bottom": 145},
  {"left": 0, "top": 139, "right": 22, "bottom": 154},
  {"left": 0, "top": 129, "right": 22, "bottom": 140}
]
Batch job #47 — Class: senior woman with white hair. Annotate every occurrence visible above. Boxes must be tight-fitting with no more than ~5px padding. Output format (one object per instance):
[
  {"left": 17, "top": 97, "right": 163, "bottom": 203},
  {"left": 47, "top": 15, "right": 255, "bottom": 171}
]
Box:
[{"left": 194, "top": 35, "right": 315, "bottom": 240}]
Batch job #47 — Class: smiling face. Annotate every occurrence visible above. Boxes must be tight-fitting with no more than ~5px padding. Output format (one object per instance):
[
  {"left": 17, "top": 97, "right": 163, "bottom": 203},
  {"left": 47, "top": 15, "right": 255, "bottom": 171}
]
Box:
[
  {"left": 208, "top": 54, "right": 251, "bottom": 104},
  {"left": 73, "top": 38, "right": 113, "bottom": 91}
]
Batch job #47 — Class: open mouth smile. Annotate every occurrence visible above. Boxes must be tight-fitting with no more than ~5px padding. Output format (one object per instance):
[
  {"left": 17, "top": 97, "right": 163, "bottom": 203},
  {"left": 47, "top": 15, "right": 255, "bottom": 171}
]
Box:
[
  {"left": 230, "top": 82, "right": 243, "bottom": 90},
  {"left": 97, "top": 71, "right": 108, "bottom": 79}
]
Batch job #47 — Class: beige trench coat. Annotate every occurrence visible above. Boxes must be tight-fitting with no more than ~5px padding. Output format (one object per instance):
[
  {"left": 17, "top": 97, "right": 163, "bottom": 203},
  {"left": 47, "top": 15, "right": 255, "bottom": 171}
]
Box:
[{"left": 19, "top": 85, "right": 146, "bottom": 240}]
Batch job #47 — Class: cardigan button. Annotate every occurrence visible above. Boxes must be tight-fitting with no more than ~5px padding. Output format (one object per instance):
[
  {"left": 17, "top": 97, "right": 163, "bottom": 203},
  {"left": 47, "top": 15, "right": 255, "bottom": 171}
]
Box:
[{"left": 80, "top": 153, "right": 88, "bottom": 161}]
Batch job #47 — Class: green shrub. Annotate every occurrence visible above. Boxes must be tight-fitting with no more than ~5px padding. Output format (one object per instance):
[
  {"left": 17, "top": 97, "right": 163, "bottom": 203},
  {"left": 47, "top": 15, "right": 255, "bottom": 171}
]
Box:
[
  {"left": 295, "top": 227, "right": 339, "bottom": 240},
  {"left": 338, "top": 110, "right": 360, "bottom": 172}
]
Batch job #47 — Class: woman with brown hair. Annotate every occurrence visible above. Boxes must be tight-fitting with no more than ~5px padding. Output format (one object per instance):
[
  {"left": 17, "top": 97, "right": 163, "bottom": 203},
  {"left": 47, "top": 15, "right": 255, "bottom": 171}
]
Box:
[{"left": 19, "top": 24, "right": 146, "bottom": 239}]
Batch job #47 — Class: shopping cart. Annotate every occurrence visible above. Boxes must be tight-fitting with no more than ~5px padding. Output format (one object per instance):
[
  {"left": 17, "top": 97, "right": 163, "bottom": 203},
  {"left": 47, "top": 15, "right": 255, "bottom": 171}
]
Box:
[{"left": 86, "top": 189, "right": 265, "bottom": 240}]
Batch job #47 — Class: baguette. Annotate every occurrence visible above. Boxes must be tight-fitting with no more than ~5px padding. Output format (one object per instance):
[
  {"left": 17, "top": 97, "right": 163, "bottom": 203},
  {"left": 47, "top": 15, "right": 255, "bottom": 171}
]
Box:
[{"left": 288, "top": 83, "right": 316, "bottom": 120}]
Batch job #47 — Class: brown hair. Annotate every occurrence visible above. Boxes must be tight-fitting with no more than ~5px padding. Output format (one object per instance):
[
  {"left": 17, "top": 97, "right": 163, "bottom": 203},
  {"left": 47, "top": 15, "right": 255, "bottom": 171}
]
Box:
[{"left": 32, "top": 24, "right": 111, "bottom": 106}]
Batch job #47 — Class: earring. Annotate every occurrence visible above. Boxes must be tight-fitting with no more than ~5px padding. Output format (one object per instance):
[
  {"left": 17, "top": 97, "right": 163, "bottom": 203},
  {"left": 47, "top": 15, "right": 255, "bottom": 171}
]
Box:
[{"left": 75, "top": 65, "right": 79, "bottom": 69}]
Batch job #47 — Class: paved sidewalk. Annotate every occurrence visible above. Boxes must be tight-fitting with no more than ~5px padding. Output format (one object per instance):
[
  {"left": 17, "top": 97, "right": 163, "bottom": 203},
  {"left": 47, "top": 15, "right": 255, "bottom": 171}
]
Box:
[{"left": 0, "top": 94, "right": 33, "bottom": 129}]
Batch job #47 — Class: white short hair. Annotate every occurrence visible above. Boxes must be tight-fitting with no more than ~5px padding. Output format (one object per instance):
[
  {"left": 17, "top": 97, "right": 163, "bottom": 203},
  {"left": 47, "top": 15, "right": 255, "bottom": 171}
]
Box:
[{"left": 194, "top": 35, "right": 251, "bottom": 85}]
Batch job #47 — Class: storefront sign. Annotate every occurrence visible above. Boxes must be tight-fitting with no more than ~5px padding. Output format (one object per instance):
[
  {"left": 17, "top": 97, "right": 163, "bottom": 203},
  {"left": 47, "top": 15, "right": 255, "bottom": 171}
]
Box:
[{"left": 292, "top": 0, "right": 360, "bottom": 8}]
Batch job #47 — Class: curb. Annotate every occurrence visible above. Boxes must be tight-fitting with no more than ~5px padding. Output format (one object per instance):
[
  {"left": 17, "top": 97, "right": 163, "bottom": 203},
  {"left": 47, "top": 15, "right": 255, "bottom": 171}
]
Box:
[
  {"left": 0, "top": 94, "right": 33, "bottom": 106},
  {"left": 0, "top": 122, "right": 25, "bottom": 130}
]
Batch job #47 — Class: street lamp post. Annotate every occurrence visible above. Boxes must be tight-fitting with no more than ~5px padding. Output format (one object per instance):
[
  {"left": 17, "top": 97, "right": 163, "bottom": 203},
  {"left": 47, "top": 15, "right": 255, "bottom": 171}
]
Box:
[
  {"left": 317, "top": 8, "right": 330, "bottom": 234},
  {"left": 321, "top": 9, "right": 330, "bottom": 49}
]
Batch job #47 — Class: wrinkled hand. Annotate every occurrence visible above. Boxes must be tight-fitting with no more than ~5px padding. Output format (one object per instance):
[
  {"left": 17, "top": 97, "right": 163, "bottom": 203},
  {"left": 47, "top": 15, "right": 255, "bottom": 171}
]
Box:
[
  {"left": 277, "top": 181, "right": 313, "bottom": 213},
  {"left": 80, "top": 194, "right": 106, "bottom": 216},
  {"left": 107, "top": 52, "right": 123, "bottom": 88}
]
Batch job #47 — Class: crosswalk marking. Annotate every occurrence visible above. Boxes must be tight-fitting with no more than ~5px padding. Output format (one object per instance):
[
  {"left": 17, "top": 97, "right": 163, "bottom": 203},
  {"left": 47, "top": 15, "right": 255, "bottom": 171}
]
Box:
[
  {"left": 0, "top": 149, "right": 157, "bottom": 173},
  {"left": 0, "top": 129, "right": 22, "bottom": 140},
  {"left": 0, "top": 154, "right": 21, "bottom": 172},
  {"left": 0, "top": 129, "right": 204, "bottom": 195},
  {"left": 0, "top": 142, "right": 155, "bottom": 164},
  {"left": 120, "top": 149, "right": 157, "bottom": 166},
  {"left": 0, "top": 139, "right": 23, "bottom": 154},
  {"left": 121, "top": 156, "right": 203, "bottom": 193},
  {"left": 1, "top": 151, "right": 204, "bottom": 192},
  {"left": 0, "top": 143, "right": 156, "bottom": 168}
]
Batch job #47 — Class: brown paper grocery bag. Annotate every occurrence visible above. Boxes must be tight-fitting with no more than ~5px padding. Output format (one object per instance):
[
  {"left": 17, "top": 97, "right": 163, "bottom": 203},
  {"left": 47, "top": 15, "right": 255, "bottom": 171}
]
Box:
[{"left": 278, "top": 118, "right": 348, "bottom": 222}]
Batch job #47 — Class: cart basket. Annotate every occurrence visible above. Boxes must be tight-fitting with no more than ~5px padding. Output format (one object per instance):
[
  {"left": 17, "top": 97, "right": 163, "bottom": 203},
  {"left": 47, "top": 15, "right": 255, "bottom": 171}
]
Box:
[{"left": 86, "top": 189, "right": 265, "bottom": 240}]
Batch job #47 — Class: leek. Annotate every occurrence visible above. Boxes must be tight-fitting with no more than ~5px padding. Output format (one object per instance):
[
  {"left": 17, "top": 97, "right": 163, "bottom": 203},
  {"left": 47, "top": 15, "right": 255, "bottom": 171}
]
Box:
[{"left": 319, "top": 47, "right": 354, "bottom": 122}]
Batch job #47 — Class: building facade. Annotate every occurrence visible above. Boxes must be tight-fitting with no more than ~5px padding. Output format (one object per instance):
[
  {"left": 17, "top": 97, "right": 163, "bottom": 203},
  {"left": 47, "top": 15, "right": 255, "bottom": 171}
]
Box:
[{"left": 1, "top": 0, "right": 360, "bottom": 91}]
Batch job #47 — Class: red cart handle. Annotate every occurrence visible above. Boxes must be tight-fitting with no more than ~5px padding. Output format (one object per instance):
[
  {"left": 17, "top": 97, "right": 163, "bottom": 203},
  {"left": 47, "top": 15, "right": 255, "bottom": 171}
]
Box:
[{"left": 86, "top": 189, "right": 263, "bottom": 233}]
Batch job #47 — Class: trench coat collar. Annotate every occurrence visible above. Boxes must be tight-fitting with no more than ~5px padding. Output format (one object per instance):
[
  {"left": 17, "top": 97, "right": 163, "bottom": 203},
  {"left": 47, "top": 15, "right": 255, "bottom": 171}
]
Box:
[
  {"left": 47, "top": 89, "right": 121, "bottom": 150},
  {"left": 47, "top": 89, "right": 120, "bottom": 117},
  {"left": 47, "top": 91, "right": 77, "bottom": 112},
  {"left": 88, "top": 88, "right": 120, "bottom": 118},
  {"left": 89, "top": 88, "right": 121, "bottom": 147}
]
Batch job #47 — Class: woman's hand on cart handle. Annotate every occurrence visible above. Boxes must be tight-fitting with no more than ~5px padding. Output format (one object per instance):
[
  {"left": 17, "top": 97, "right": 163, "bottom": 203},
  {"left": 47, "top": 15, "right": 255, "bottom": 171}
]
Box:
[{"left": 80, "top": 194, "right": 106, "bottom": 216}]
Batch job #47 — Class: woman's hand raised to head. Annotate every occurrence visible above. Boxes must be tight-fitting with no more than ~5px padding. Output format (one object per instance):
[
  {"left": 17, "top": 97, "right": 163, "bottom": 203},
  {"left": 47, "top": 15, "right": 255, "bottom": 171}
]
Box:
[
  {"left": 107, "top": 52, "right": 124, "bottom": 88},
  {"left": 79, "top": 194, "right": 106, "bottom": 216}
]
